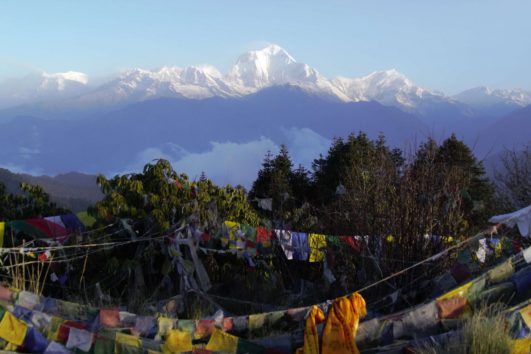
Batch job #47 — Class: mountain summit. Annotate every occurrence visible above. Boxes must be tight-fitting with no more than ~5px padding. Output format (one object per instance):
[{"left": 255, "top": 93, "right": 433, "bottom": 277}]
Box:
[{"left": 228, "top": 44, "right": 301, "bottom": 88}]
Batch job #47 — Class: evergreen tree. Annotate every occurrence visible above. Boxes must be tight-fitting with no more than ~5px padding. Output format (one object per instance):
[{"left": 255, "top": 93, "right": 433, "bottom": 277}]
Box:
[
  {"left": 248, "top": 150, "right": 274, "bottom": 201},
  {"left": 250, "top": 146, "right": 314, "bottom": 226},
  {"left": 436, "top": 134, "right": 495, "bottom": 230},
  {"left": 311, "top": 133, "right": 400, "bottom": 235}
]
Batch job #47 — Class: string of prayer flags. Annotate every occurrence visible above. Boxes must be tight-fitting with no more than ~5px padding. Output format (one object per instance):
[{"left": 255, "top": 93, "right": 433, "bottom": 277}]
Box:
[
  {"left": 0, "top": 249, "right": 527, "bottom": 354},
  {"left": 1, "top": 212, "right": 89, "bottom": 244},
  {"left": 220, "top": 220, "right": 368, "bottom": 263}
]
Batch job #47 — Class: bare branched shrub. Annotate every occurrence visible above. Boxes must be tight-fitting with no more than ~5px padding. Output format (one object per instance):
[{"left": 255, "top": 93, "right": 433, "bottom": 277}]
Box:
[{"left": 494, "top": 145, "right": 531, "bottom": 210}]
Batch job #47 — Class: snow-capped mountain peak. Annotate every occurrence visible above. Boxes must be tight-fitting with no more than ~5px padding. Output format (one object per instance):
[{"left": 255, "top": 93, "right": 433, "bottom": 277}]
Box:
[
  {"left": 227, "top": 45, "right": 302, "bottom": 88},
  {"left": 239, "top": 44, "right": 297, "bottom": 67},
  {"left": 257, "top": 44, "right": 296, "bottom": 62},
  {"left": 224, "top": 44, "right": 351, "bottom": 101}
]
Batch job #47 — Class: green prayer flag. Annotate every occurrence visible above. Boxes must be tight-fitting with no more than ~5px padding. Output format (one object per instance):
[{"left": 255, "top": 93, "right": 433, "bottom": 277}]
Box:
[
  {"left": 241, "top": 224, "right": 257, "bottom": 242},
  {"left": 93, "top": 329, "right": 116, "bottom": 354}
]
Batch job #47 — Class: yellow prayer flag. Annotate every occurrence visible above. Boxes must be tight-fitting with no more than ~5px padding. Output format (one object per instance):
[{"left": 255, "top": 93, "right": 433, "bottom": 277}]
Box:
[
  {"left": 224, "top": 221, "right": 241, "bottom": 250},
  {"left": 437, "top": 281, "right": 473, "bottom": 301},
  {"left": 224, "top": 221, "right": 239, "bottom": 230},
  {"left": 309, "top": 234, "right": 327, "bottom": 262},
  {"left": 115, "top": 332, "right": 141, "bottom": 353},
  {"left": 0, "top": 222, "right": 4, "bottom": 248},
  {"left": 155, "top": 316, "right": 176, "bottom": 340},
  {"left": 512, "top": 338, "right": 531, "bottom": 354},
  {"left": 162, "top": 329, "right": 193, "bottom": 353},
  {"left": 249, "top": 313, "right": 266, "bottom": 331},
  {"left": 205, "top": 329, "right": 238, "bottom": 353},
  {"left": 0, "top": 311, "right": 28, "bottom": 346},
  {"left": 518, "top": 304, "right": 531, "bottom": 329}
]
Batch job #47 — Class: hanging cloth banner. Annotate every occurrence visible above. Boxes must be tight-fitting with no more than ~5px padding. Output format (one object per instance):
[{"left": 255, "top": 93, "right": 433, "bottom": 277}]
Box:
[
  {"left": 275, "top": 229, "right": 293, "bottom": 260},
  {"left": 308, "top": 234, "right": 327, "bottom": 262},
  {"left": 321, "top": 293, "right": 367, "bottom": 354},
  {"left": 489, "top": 205, "right": 531, "bottom": 237},
  {"left": 222, "top": 221, "right": 366, "bottom": 262},
  {"left": 0, "top": 222, "right": 4, "bottom": 248},
  {"left": 0, "top": 311, "right": 28, "bottom": 347}
]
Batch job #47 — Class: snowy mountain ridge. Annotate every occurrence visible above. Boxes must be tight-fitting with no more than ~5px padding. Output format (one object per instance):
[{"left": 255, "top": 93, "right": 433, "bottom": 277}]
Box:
[
  {"left": 1, "top": 45, "right": 530, "bottom": 115},
  {"left": 0, "top": 71, "right": 90, "bottom": 108},
  {"left": 454, "top": 86, "right": 531, "bottom": 106}
]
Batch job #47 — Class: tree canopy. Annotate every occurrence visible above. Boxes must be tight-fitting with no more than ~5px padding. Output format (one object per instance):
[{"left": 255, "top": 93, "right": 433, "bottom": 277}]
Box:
[
  {"left": 91, "top": 159, "right": 260, "bottom": 232},
  {"left": 0, "top": 182, "right": 67, "bottom": 220}
]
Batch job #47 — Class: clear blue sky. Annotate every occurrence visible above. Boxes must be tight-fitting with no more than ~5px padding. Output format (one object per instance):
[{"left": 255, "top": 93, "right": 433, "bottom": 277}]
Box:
[{"left": 1, "top": 0, "right": 530, "bottom": 94}]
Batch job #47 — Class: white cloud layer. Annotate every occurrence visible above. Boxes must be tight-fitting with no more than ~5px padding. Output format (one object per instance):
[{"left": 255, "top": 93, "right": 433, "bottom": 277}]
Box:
[
  {"left": 281, "top": 127, "right": 331, "bottom": 168},
  {"left": 128, "top": 128, "right": 331, "bottom": 188}
]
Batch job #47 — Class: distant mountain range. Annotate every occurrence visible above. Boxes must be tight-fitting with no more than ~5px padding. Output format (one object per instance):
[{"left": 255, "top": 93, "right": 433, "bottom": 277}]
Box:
[
  {"left": 1, "top": 45, "right": 530, "bottom": 116},
  {"left": 0, "top": 44, "right": 529, "bottom": 186},
  {"left": 0, "top": 86, "right": 427, "bottom": 173},
  {"left": 0, "top": 169, "right": 102, "bottom": 212}
]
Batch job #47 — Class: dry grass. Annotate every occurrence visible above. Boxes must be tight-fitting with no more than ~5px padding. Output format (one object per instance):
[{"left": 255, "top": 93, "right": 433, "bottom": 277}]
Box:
[
  {"left": 416, "top": 303, "right": 512, "bottom": 354},
  {"left": 1, "top": 234, "right": 52, "bottom": 295}
]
